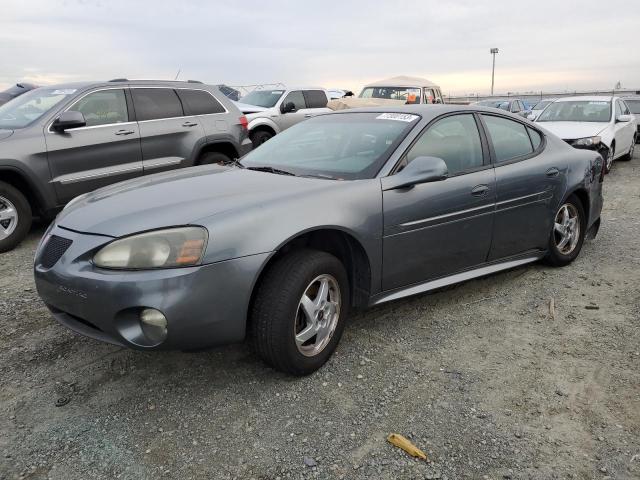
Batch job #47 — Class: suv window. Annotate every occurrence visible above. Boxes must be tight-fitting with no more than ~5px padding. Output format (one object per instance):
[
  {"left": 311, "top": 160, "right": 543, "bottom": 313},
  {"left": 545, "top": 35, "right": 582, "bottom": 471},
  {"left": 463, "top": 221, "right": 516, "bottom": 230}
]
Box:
[
  {"left": 69, "top": 89, "right": 128, "bottom": 127},
  {"left": 177, "top": 89, "right": 225, "bottom": 115},
  {"left": 404, "top": 114, "right": 484, "bottom": 175},
  {"left": 281, "top": 91, "right": 306, "bottom": 112},
  {"left": 303, "top": 90, "right": 328, "bottom": 109},
  {"left": 131, "top": 88, "right": 184, "bottom": 121},
  {"left": 482, "top": 115, "right": 533, "bottom": 163}
]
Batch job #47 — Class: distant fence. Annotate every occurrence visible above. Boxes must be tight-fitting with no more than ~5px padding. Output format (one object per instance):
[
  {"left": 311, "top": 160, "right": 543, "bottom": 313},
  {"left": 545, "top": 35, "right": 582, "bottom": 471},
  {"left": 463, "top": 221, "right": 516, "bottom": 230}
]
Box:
[{"left": 445, "top": 88, "right": 640, "bottom": 104}]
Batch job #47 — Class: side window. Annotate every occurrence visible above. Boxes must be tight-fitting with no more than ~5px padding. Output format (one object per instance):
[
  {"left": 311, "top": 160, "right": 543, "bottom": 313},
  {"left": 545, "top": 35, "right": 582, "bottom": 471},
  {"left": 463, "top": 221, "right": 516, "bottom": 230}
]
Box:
[
  {"left": 303, "top": 90, "right": 328, "bottom": 109},
  {"left": 620, "top": 100, "right": 630, "bottom": 115},
  {"left": 177, "top": 89, "right": 225, "bottom": 115},
  {"left": 131, "top": 88, "right": 184, "bottom": 121},
  {"left": 482, "top": 115, "right": 533, "bottom": 163},
  {"left": 424, "top": 89, "right": 436, "bottom": 104},
  {"left": 527, "top": 127, "right": 543, "bottom": 150},
  {"left": 281, "top": 91, "right": 306, "bottom": 112},
  {"left": 511, "top": 101, "right": 521, "bottom": 113},
  {"left": 404, "top": 114, "right": 484, "bottom": 175},
  {"left": 615, "top": 100, "right": 622, "bottom": 118},
  {"left": 69, "top": 89, "right": 128, "bottom": 127}
]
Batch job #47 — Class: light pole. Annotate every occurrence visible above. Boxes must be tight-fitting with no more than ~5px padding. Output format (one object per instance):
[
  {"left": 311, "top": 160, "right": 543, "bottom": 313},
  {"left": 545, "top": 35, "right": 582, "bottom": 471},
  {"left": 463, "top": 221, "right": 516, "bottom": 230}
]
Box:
[{"left": 490, "top": 48, "right": 499, "bottom": 96}]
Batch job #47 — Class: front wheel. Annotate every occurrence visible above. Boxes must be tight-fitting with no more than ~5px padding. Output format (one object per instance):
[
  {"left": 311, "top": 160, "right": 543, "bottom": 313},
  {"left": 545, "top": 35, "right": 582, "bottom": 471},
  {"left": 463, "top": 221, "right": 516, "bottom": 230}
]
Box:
[
  {"left": 544, "top": 195, "right": 586, "bottom": 267},
  {"left": 250, "top": 249, "right": 350, "bottom": 376},
  {"left": 0, "top": 181, "right": 32, "bottom": 253},
  {"left": 603, "top": 144, "right": 615, "bottom": 173},
  {"left": 196, "top": 151, "right": 231, "bottom": 166},
  {"left": 250, "top": 130, "right": 273, "bottom": 148}
]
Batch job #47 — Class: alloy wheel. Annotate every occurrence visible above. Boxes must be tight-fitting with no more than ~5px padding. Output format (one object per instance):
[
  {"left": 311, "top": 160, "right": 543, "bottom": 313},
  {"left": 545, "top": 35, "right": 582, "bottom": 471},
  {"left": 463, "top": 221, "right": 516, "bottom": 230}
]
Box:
[
  {"left": 629, "top": 141, "right": 635, "bottom": 159},
  {"left": 294, "top": 274, "right": 341, "bottom": 357},
  {"left": 0, "top": 195, "right": 18, "bottom": 240},
  {"left": 606, "top": 148, "right": 614, "bottom": 171},
  {"left": 554, "top": 203, "right": 580, "bottom": 255}
]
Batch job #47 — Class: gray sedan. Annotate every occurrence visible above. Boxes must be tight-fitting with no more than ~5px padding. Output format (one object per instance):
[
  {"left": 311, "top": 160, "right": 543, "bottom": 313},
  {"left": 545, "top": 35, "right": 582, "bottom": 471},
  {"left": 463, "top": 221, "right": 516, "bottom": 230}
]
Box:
[{"left": 34, "top": 105, "right": 604, "bottom": 375}]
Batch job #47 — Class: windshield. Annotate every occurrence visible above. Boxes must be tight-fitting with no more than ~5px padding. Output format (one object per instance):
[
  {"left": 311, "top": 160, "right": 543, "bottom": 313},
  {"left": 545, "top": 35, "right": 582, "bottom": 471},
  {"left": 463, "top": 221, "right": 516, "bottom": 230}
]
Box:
[
  {"left": 476, "top": 100, "right": 510, "bottom": 110},
  {"left": 533, "top": 100, "right": 552, "bottom": 110},
  {"left": 0, "top": 88, "right": 76, "bottom": 129},
  {"left": 537, "top": 100, "right": 611, "bottom": 123},
  {"left": 625, "top": 99, "right": 640, "bottom": 114},
  {"left": 240, "top": 90, "right": 285, "bottom": 108},
  {"left": 241, "top": 112, "right": 419, "bottom": 180},
  {"left": 359, "top": 87, "right": 421, "bottom": 104}
]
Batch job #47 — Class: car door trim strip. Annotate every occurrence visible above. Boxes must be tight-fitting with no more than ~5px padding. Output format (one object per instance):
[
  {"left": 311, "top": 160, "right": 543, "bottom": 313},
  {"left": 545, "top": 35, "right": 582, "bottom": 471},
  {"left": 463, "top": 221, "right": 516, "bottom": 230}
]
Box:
[{"left": 52, "top": 162, "right": 143, "bottom": 185}]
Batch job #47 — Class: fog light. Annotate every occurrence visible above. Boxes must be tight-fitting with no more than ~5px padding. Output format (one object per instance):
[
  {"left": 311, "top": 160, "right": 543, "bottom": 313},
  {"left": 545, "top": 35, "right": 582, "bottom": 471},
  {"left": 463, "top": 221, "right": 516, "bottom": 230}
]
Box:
[{"left": 140, "top": 308, "right": 167, "bottom": 344}]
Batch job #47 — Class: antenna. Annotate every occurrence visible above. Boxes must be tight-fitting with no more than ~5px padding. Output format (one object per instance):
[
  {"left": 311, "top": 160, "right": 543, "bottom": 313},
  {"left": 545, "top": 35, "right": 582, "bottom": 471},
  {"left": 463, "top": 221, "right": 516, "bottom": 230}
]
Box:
[{"left": 174, "top": 69, "right": 181, "bottom": 81}]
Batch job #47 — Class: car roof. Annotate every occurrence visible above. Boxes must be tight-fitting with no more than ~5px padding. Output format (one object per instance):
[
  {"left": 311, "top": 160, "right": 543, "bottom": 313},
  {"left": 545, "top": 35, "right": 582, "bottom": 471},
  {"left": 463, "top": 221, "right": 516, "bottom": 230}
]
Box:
[
  {"left": 364, "top": 76, "right": 439, "bottom": 88},
  {"left": 552, "top": 95, "right": 615, "bottom": 102},
  {"left": 31, "top": 80, "right": 217, "bottom": 91},
  {"left": 329, "top": 104, "right": 531, "bottom": 119}
]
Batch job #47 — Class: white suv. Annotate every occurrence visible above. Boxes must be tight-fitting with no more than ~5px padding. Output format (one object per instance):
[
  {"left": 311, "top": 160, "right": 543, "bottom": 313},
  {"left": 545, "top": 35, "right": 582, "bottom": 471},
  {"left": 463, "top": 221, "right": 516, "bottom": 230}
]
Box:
[{"left": 235, "top": 87, "right": 331, "bottom": 147}]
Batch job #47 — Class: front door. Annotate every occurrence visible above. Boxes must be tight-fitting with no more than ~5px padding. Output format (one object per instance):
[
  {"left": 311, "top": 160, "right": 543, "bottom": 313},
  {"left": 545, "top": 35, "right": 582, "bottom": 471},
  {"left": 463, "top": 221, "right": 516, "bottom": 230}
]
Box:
[
  {"left": 614, "top": 100, "right": 634, "bottom": 155},
  {"left": 131, "top": 87, "right": 206, "bottom": 173},
  {"left": 382, "top": 113, "right": 496, "bottom": 291},
  {"left": 45, "top": 88, "right": 143, "bottom": 203},
  {"left": 480, "top": 113, "right": 564, "bottom": 260},
  {"left": 276, "top": 90, "right": 308, "bottom": 131}
]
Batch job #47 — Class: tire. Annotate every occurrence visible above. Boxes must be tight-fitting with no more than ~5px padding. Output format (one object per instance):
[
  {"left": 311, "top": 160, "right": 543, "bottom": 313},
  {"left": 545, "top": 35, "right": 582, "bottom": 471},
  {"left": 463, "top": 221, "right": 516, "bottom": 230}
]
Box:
[
  {"left": 544, "top": 194, "right": 586, "bottom": 267},
  {"left": 250, "top": 130, "right": 273, "bottom": 148},
  {"left": 0, "top": 181, "right": 32, "bottom": 253},
  {"left": 619, "top": 137, "right": 636, "bottom": 161},
  {"left": 250, "top": 248, "right": 350, "bottom": 376},
  {"left": 196, "top": 151, "right": 231, "bottom": 166},
  {"left": 603, "top": 143, "right": 614, "bottom": 174}
]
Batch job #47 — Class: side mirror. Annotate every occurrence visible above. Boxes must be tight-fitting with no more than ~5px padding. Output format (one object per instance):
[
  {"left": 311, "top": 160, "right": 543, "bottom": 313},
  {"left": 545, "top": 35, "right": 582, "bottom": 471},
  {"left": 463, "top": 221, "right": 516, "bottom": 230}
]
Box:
[
  {"left": 616, "top": 114, "right": 632, "bottom": 123},
  {"left": 281, "top": 101, "right": 296, "bottom": 114},
  {"left": 52, "top": 111, "right": 86, "bottom": 132},
  {"left": 382, "top": 156, "right": 449, "bottom": 191}
]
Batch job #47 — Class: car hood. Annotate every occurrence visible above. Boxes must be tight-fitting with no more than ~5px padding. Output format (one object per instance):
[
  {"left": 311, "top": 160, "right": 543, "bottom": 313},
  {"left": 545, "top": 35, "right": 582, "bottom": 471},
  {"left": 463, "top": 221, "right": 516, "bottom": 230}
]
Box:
[
  {"left": 536, "top": 121, "right": 608, "bottom": 140},
  {"left": 235, "top": 102, "right": 269, "bottom": 114},
  {"left": 57, "top": 166, "right": 340, "bottom": 238},
  {"left": 0, "top": 129, "right": 14, "bottom": 140}
]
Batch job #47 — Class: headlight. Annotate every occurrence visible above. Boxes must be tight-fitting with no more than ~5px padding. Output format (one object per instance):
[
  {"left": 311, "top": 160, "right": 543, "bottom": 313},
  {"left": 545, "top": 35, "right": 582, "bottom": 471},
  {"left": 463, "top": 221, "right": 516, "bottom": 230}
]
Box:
[
  {"left": 93, "top": 227, "right": 208, "bottom": 269},
  {"left": 573, "top": 136, "right": 601, "bottom": 147}
]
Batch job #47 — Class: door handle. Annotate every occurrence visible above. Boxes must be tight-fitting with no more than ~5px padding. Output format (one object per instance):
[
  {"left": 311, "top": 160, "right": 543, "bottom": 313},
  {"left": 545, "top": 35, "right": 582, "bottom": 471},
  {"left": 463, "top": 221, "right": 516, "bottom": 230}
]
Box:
[
  {"left": 471, "top": 184, "right": 490, "bottom": 197},
  {"left": 115, "top": 129, "right": 134, "bottom": 136},
  {"left": 546, "top": 167, "right": 560, "bottom": 177},
  {"left": 182, "top": 122, "right": 198, "bottom": 127}
]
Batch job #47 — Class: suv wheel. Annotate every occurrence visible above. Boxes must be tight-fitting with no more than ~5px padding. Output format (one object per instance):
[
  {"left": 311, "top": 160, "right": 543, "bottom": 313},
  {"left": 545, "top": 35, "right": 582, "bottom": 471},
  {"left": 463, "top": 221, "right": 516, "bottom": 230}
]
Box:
[
  {"left": 250, "top": 130, "right": 273, "bottom": 148},
  {"left": 0, "top": 181, "right": 32, "bottom": 253},
  {"left": 250, "top": 249, "right": 350, "bottom": 376},
  {"left": 544, "top": 195, "right": 586, "bottom": 267},
  {"left": 197, "top": 151, "right": 231, "bottom": 166}
]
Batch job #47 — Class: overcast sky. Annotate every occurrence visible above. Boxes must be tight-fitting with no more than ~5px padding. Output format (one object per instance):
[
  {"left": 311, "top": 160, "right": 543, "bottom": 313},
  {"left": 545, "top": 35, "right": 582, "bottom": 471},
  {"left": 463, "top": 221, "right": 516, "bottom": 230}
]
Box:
[{"left": 2, "top": 0, "right": 639, "bottom": 96}]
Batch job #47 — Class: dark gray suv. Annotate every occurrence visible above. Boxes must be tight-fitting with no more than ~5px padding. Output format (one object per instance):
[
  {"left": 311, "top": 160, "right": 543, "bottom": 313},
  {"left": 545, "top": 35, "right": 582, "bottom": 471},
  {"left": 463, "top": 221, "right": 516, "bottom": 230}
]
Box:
[{"left": 0, "top": 79, "right": 252, "bottom": 252}]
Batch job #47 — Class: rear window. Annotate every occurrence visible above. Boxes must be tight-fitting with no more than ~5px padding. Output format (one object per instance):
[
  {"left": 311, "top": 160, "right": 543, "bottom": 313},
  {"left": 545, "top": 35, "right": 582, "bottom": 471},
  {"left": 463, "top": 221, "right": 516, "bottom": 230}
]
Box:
[
  {"left": 482, "top": 115, "right": 534, "bottom": 163},
  {"left": 131, "top": 88, "right": 184, "bottom": 121},
  {"left": 177, "top": 89, "right": 225, "bottom": 115}
]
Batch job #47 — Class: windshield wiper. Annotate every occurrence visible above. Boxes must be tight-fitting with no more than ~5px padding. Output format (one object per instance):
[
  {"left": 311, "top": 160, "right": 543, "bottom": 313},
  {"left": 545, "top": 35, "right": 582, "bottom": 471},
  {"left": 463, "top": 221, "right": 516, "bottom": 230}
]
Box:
[
  {"left": 246, "top": 166, "right": 296, "bottom": 176},
  {"left": 300, "top": 173, "right": 339, "bottom": 180}
]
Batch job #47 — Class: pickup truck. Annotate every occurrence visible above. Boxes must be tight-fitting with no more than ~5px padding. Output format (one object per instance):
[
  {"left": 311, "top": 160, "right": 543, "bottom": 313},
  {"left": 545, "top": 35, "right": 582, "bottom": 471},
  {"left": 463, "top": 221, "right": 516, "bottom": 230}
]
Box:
[{"left": 235, "top": 87, "right": 331, "bottom": 147}]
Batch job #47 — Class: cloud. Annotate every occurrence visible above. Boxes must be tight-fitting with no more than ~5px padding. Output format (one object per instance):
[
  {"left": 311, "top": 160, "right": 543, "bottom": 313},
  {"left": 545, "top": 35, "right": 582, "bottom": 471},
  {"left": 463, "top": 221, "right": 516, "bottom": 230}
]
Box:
[{"left": 0, "top": 0, "right": 638, "bottom": 95}]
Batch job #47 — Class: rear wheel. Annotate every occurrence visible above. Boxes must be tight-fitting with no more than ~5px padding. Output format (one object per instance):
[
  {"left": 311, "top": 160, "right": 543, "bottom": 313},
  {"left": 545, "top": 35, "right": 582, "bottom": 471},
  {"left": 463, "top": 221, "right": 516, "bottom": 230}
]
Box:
[
  {"left": 620, "top": 137, "right": 636, "bottom": 161},
  {"left": 544, "top": 195, "right": 586, "bottom": 267},
  {"left": 0, "top": 181, "right": 32, "bottom": 253},
  {"left": 250, "top": 130, "right": 273, "bottom": 148},
  {"left": 250, "top": 249, "right": 350, "bottom": 376},
  {"left": 197, "top": 151, "right": 231, "bottom": 166}
]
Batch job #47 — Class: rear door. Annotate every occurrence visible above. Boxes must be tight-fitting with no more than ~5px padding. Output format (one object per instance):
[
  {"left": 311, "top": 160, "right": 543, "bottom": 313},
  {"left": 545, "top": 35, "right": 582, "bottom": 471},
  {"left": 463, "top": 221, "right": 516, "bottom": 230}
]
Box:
[
  {"left": 301, "top": 90, "right": 330, "bottom": 119},
  {"left": 45, "top": 87, "right": 143, "bottom": 203},
  {"left": 614, "top": 100, "right": 634, "bottom": 155},
  {"left": 382, "top": 113, "right": 496, "bottom": 290},
  {"left": 482, "top": 114, "right": 564, "bottom": 260},
  {"left": 131, "top": 87, "right": 206, "bottom": 174}
]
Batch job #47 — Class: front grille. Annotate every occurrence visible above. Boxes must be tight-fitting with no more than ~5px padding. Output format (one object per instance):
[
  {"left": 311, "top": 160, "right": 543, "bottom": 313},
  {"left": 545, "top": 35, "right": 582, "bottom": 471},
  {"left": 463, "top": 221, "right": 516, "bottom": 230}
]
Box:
[{"left": 40, "top": 235, "right": 72, "bottom": 268}]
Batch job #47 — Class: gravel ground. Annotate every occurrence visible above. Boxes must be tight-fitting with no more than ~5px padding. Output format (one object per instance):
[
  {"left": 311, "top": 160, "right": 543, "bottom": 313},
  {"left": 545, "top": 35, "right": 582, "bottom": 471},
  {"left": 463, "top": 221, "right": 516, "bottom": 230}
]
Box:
[{"left": 1, "top": 152, "right": 639, "bottom": 480}]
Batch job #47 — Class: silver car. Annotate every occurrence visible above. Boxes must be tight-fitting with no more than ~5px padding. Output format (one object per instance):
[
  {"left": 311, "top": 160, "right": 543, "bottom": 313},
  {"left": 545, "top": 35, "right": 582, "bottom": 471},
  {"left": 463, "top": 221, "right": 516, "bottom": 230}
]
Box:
[{"left": 34, "top": 105, "right": 604, "bottom": 375}]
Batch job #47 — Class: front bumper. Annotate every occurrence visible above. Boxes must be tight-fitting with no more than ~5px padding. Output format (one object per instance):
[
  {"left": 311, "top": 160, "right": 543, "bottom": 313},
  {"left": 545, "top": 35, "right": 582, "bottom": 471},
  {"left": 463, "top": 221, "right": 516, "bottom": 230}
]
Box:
[{"left": 34, "top": 225, "right": 270, "bottom": 350}]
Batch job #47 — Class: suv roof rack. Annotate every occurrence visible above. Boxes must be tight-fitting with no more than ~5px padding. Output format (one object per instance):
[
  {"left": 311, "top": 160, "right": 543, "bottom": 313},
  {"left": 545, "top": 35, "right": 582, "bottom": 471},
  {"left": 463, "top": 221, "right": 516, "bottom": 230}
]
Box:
[{"left": 108, "top": 78, "right": 129, "bottom": 82}]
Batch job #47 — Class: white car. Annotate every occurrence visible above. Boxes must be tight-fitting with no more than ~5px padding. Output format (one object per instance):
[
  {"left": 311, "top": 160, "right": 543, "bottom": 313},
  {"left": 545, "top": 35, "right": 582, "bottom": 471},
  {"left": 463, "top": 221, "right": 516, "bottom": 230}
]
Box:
[
  {"left": 535, "top": 96, "right": 637, "bottom": 173},
  {"left": 527, "top": 98, "right": 554, "bottom": 121},
  {"left": 234, "top": 87, "right": 331, "bottom": 147}
]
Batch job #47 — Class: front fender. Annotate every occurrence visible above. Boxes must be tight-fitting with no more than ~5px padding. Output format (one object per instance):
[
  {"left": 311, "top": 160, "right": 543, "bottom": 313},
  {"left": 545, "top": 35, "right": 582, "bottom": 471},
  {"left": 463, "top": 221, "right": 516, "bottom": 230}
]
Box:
[{"left": 247, "top": 117, "right": 280, "bottom": 134}]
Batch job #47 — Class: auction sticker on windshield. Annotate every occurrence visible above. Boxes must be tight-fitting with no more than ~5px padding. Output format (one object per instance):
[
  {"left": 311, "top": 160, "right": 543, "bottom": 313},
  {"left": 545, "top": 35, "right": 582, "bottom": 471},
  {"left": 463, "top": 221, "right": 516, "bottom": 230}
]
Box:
[{"left": 376, "top": 113, "right": 419, "bottom": 122}]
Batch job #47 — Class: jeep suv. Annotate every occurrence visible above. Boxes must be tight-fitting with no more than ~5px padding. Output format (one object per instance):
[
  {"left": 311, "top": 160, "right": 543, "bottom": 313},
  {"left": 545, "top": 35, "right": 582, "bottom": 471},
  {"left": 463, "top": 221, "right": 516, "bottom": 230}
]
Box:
[
  {"left": 235, "top": 87, "right": 331, "bottom": 147},
  {"left": 0, "top": 79, "right": 252, "bottom": 252}
]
